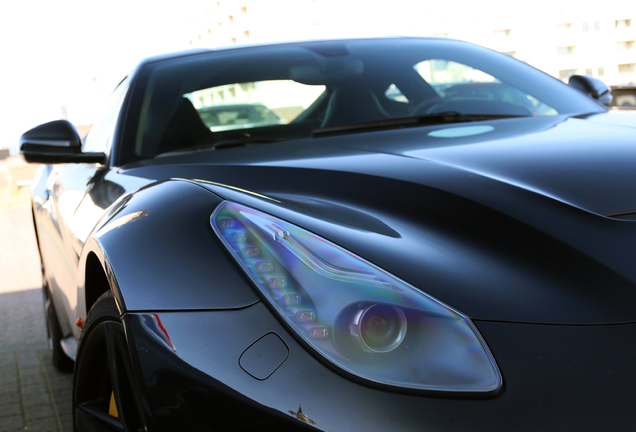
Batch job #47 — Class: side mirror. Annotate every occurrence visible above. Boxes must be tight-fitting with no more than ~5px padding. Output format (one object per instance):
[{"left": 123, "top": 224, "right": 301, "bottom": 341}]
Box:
[
  {"left": 20, "top": 120, "right": 105, "bottom": 164},
  {"left": 568, "top": 75, "right": 613, "bottom": 106}
]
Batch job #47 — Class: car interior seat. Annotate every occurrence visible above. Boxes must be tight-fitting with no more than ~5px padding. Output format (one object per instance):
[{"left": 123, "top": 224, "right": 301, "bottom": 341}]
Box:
[
  {"left": 320, "top": 86, "right": 391, "bottom": 128},
  {"left": 157, "top": 98, "right": 216, "bottom": 155}
]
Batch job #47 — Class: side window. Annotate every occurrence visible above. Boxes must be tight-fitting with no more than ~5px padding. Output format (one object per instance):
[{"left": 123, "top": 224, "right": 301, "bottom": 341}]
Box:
[
  {"left": 83, "top": 78, "right": 129, "bottom": 154},
  {"left": 414, "top": 60, "right": 497, "bottom": 97},
  {"left": 135, "top": 79, "right": 325, "bottom": 158},
  {"left": 414, "top": 60, "right": 557, "bottom": 115},
  {"left": 384, "top": 84, "right": 409, "bottom": 103},
  {"left": 186, "top": 80, "right": 325, "bottom": 130}
]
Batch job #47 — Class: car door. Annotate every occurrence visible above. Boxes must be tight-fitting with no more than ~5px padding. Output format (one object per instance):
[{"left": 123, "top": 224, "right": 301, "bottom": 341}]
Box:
[{"left": 35, "top": 78, "right": 133, "bottom": 339}]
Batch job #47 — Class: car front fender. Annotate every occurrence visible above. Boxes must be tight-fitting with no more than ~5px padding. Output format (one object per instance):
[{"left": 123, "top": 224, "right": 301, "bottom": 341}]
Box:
[{"left": 77, "top": 179, "right": 260, "bottom": 319}]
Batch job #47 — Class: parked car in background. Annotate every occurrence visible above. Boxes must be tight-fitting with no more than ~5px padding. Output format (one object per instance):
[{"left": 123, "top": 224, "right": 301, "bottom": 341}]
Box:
[
  {"left": 196, "top": 103, "right": 284, "bottom": 131},
  {"left": 610, "top": 84, "right": 636, "bottom": 109},
  {"left": 20, "top": 37, "right": 636, "bottom": 431}
]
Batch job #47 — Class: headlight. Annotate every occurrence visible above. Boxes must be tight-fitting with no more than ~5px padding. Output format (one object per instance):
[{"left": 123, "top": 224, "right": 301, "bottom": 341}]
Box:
[{"left": 211, "top": 201, "right": 502, "bottom": 393}]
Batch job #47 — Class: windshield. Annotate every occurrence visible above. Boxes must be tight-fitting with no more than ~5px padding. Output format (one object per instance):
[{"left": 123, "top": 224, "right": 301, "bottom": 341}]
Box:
[{"left": 127, "top": 38, "right": 605, "bottom": 161}]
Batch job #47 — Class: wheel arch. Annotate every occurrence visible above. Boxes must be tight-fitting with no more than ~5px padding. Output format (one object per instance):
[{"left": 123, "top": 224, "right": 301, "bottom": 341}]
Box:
[
  {"left": 84, "top": 251, "right": 111, "bottom": 316},
  {"left": 77, "top": 237, "right": 124, "bottom": 323}
]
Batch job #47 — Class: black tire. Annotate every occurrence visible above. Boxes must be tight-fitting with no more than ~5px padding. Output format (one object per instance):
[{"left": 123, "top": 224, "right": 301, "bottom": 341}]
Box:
[
  {"left": 42, "top": 286, "right": 74, "bottom": 372},
  {"left": 73, "top": 291, "right": 148, "bottom": 432}
]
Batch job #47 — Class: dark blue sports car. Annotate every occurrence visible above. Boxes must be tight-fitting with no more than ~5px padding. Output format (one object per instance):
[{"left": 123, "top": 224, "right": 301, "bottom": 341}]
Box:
[{"left": 20, "top": 37, "right": 636, "bottom": 431}]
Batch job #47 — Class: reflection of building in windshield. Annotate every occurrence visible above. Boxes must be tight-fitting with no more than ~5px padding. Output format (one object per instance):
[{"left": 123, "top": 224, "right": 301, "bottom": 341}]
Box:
[{"left": 184, "top": 1, "right": 635, "bottom": 85}]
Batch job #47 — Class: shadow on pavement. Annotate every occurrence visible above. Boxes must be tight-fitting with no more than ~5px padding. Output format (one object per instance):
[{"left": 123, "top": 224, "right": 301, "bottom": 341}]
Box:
[{"left": 0, "top": 288, "right": 73, "bottom": 432}]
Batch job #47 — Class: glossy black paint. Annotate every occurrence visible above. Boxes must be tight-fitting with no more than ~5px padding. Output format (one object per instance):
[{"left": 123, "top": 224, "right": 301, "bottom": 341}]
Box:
[
  {"left": 22, "top": 37, "right": 636, "bottom": 431},
  {"left": 117, "top": 114, "right": 636, "bottom": 324},
  {"left": 82, "top": 180, "right": 259, "bottom": 312},
  {"left": 123, "top": 305, "right": 636, "bottom": 431},
  {"left": 20, "top": 120, "right": 105, "bottom": 164}
]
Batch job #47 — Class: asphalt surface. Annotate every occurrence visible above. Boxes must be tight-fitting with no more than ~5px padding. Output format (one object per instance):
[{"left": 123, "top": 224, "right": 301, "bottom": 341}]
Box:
[{"left": 0, "top": 170, "right": 73, "bottom": 432}]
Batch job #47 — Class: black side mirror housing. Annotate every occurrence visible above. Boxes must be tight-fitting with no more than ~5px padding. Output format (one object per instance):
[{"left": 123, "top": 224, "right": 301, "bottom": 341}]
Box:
[
  {"left": 568, "top": 75, "right": 613, "bottom": 106},
  {"left": 20, "top": 120, "right": 105, "bottom": 164}
]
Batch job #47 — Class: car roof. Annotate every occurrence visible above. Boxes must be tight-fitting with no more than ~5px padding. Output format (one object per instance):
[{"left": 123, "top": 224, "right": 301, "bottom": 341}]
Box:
[{"left": 136, "top": 36, "right": 460, "bottom": 67}]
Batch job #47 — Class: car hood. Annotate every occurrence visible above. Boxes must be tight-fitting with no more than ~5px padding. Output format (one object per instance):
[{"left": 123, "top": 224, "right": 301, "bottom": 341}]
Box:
[
  {"left": 123, "top": 113, "right": 636, "bottom": 324},
  {"left": 299, "top": 113, "right": 636, "bottom": 216}
]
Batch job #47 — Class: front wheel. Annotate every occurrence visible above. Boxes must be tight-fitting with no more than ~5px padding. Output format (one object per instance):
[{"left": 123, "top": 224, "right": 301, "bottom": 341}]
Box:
[{"left": 73, "top": 291, "right": 148, "bottom": 432}]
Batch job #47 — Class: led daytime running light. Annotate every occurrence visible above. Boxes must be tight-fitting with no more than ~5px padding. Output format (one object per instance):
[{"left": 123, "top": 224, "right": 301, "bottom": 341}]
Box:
[{"left": 240, "top": 212, "right": 389, "bottom": 288}]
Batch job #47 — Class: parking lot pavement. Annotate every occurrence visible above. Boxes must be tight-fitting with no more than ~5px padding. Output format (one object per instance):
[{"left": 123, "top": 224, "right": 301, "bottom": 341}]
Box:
[{"left": 1, "top": 169, "right": 73, "bottom": 432}]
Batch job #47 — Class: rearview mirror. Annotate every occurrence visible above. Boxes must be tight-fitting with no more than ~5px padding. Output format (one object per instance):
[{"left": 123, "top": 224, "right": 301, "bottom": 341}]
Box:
[
  {"left": 568, "top": 75, "right": 613, "bottom": 106},
  {"left": 20, "top": 120, "right": 105, "bottom": 164},
  {"left": 289, "top": 59, "right": 364, "bottom": 85}
]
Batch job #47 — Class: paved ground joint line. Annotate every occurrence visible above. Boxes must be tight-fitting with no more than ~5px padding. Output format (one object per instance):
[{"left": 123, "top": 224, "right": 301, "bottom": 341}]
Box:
[
  {"left": 14, "top": 351, "right": 27, "bottom": 429},
  {"left": 38, "top": 351, "right": 64, "bottom": 432}
]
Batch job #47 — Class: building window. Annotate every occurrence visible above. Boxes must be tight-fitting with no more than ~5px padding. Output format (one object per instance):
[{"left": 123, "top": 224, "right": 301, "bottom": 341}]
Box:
[
  {"left": 231, "top": 37, "right": 237, "bottom": 44},
  {"left": 585, "top": 68, "right": 593, "bottom": 75},
  {"left": 598, "top": 67, "right": 605, "bottom": 77},
  {"left": 617, "top": 41, "right": 635, "bottom": 50},
  {"left": 581, "top": 21, "right": 602, "bottom": 32},
  {"left": 494, "top": 29, "right": 511, "bottom": 38},
  {"left": 241, "top": 6, "right": 247, "bottom": 14},
  {"left": 616, "top": 19, "right": 632, "bottom": 29},
  {"left": 218, "top": 22, "right": 223, "bottom": 29},
  {"left": 558, "top": 69, "right": 577, "bottom": 81},
  {"left": 557, "top": 46, "right": 576, "bottom": 56},
  {"left": 243, "top": 30, "right": 250, "bottom": 38},
  {"left": 207, "top": 29, "right": 212, "bottom": 35},
  {"left": 618, "top": 63, "right": 635, "bottom": 74},
  {"left": 556, "top": 23, "right": 572, "bottom": 31},
  {"left": 228, "top": 15, "right": 234, "bottom": 22}
]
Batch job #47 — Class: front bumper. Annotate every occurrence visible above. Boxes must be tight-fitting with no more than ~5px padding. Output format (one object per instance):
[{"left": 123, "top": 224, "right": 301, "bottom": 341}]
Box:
[{"left": 124, "top": 302, "right": 636, "bottom": 431}]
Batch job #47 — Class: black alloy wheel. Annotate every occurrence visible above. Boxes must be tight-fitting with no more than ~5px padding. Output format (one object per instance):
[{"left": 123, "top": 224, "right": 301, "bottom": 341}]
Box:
[
  {"left": 42, "top": 285, "right": 74, "bottom": 372},
  {"left": 73, "top": 291, "right": 148, "bottom": 432}
]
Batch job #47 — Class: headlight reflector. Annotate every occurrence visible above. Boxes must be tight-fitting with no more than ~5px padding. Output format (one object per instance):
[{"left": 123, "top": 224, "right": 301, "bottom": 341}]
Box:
[
  {"left": 349, "top": 303, "right": 407, "bottom": 353},
  {"left": 211, "top": 201, "right": 502, "bottom": 393}
]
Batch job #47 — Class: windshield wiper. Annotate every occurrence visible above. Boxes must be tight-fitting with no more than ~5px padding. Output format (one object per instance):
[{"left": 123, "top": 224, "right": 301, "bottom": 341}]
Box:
[
  {"left": 157, "top": 137, "right": 281, "bottom": 157},
  {"left": 313, "top": 111, "right": 526, "bottom": 137}
]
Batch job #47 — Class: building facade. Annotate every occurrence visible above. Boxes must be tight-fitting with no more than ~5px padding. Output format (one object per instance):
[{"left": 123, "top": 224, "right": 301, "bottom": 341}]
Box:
[{"left": 185, "top": 0, "right": 636, "bottom": 85}]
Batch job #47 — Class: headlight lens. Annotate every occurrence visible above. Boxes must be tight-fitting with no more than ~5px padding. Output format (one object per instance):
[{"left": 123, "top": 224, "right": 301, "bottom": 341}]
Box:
[{"left": 211, "top": 201, "right": 502, "bottom": 393}]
